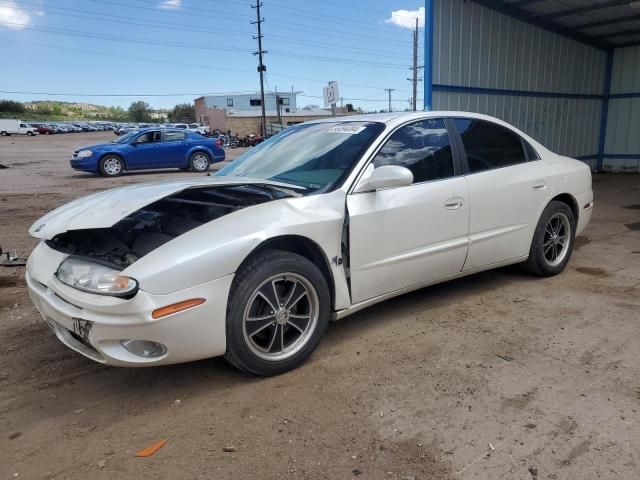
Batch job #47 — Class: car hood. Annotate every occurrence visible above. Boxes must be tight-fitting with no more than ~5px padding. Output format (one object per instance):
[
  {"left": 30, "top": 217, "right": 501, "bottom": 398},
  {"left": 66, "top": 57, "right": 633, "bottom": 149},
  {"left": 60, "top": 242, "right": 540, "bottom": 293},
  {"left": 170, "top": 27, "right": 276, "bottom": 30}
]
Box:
[
  {"left": 29, "top": 176, "right": 303, "bottom": 240},
  {"left": 75, "top": 142, "right": 119, "bottom": 151}
]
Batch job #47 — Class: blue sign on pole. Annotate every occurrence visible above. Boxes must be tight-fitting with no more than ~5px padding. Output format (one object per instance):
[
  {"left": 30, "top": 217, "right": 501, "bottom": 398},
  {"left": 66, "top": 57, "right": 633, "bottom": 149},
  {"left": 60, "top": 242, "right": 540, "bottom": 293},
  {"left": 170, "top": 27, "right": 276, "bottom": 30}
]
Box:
[{"left": 424, "top": 0, "right": 434, "bottom": 111}]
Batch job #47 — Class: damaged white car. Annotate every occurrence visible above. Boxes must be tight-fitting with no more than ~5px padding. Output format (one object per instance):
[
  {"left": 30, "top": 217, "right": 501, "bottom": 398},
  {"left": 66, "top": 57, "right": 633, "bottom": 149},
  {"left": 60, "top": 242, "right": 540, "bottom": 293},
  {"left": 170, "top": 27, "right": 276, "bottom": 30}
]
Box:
[{"left": 26, "top": 112, "right": 593, "bottom": 375}]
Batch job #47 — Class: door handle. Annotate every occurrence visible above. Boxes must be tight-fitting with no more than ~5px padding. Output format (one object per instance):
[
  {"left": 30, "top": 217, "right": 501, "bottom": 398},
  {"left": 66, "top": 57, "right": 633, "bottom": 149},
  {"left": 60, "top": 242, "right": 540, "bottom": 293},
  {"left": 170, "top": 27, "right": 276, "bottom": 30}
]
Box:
[
  {"left": 532, "top": 180, "right": 547, "bottom": 191},
  {"left": 444, "top": 197, "right": 464, "bottom": 210}
]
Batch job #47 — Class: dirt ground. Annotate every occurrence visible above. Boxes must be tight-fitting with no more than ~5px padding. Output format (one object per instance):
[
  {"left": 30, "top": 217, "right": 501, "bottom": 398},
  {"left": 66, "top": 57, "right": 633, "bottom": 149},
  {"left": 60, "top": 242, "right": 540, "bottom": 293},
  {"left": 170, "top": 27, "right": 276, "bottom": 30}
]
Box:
[{"left": 1, "top": 132, "right": 639, "bottom": 480}]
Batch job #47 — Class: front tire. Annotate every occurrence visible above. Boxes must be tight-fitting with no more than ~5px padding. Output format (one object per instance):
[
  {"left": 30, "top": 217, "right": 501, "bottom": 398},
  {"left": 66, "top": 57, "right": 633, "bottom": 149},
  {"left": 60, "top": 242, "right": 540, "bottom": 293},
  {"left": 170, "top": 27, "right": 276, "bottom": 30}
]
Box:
[
  {"left": 189, "top": 151, "right": 211, "bottom": 172},
  {"left": 225, "top": 250, "right": 330, "bottom": 376},
  {"left": 522, "top": 201, "right": 576, "bottom": 276},
  {"left": 27, "top": 131, "right": 34, "bottom": 136},
  {"left": 99, "top": 155, "right": 124, "bottom": 177}
]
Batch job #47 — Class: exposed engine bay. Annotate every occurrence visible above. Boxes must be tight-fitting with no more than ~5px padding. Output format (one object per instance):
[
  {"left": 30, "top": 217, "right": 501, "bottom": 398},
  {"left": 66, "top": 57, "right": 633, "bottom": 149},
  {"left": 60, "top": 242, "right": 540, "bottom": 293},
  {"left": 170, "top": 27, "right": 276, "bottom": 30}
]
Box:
[{"left": 46, "top": 184, "right": 291, "bottom": 267}]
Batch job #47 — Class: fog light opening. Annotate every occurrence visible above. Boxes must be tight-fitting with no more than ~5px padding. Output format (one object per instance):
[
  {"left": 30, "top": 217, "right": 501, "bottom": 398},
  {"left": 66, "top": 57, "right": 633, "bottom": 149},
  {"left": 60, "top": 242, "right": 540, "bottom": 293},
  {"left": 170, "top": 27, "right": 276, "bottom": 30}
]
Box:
[{"left": 120, "top": 339, "right": 167, "bottom": 358}]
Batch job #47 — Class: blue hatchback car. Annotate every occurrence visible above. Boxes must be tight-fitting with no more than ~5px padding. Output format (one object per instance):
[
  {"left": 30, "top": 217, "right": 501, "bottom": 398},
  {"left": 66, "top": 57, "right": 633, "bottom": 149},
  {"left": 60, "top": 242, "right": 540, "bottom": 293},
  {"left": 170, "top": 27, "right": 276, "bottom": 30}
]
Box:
[{"left": 70, "top": 128, "right": 226, "bottom": 177}]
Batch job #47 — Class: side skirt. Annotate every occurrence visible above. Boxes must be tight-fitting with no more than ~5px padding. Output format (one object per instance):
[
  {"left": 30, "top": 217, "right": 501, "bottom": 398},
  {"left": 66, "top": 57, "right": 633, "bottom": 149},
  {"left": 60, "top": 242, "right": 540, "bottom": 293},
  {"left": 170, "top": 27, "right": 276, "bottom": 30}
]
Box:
[{"left": 331, "top": 255, "right": 528, "bottom": 321}]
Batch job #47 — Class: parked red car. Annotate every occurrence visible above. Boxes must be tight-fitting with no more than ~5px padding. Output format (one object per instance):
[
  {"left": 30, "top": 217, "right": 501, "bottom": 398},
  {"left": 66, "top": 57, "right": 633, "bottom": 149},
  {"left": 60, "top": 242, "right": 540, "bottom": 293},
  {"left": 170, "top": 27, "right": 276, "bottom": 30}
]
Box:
[{"left": 29, "top": 123, "right": 55, "bottom": 135}]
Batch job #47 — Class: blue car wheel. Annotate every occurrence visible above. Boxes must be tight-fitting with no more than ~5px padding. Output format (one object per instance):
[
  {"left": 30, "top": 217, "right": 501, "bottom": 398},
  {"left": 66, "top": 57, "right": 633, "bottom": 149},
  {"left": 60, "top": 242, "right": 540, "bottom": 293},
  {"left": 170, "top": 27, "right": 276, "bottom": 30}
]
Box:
[
  {"left": 99, "top": 155, "right": 124, "bottom": 177},
  {"left": 189, "top": 151, "right": 211, "bottom": 172}
]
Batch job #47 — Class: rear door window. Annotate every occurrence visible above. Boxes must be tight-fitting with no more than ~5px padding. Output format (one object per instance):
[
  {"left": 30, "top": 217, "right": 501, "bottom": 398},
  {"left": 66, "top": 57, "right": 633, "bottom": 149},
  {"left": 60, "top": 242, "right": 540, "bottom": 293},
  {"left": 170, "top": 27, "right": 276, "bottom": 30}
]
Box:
[
  {"left": 164, "top": 131, "right": 186, "bottom": 141},
  {"left": 453, "top": 118, "right": 527, "bottom": 173}
]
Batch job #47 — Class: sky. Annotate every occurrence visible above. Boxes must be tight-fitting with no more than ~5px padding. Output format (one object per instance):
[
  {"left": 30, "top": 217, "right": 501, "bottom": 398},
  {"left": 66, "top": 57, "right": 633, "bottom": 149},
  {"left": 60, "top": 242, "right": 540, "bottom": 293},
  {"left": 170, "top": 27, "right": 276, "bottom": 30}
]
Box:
[{"left": 0, "top": 0, "right": 425, "bottom": 112}]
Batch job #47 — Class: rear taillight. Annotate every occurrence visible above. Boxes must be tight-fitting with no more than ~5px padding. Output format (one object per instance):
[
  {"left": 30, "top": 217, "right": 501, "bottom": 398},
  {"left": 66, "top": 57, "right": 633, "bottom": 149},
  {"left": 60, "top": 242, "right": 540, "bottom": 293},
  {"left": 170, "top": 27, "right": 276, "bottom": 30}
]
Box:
[{"left": 215, "top": 139, "right": 221, "bottom": 146}]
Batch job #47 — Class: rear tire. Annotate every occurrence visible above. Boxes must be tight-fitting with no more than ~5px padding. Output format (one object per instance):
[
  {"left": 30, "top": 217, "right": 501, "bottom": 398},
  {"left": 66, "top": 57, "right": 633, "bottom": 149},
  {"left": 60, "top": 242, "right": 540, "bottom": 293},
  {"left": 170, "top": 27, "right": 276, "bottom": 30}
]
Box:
[
  {"left": 521, "top": 201, "right": 576, "bottom": 277},
  {"left": 224, "top": 250, "right": 330, "bottom": 376},
  {"left": 99, "top": 155, "right": 124, "bottom": 177},
  {"left": 189, "top": 151, "right": 211, "bottom": 172}
]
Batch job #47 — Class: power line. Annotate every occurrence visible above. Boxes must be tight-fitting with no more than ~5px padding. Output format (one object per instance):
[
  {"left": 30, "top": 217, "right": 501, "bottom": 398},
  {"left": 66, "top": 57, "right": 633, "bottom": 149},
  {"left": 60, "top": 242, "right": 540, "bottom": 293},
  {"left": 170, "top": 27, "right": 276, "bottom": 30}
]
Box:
[
  {"left": 84, "top": 0, "right": 410, "bottom": 47},
  {"left": 0, "top": 90, "right": 255, "bottom": 97},
  {"left": 0, "top": 21, "right": 409, "bottom": 69},
  {"left": 298, "top": 94, "right": 407, "bottom": 103},
  {"left": 0, "top": 37, "right": 402, "bottom": 92},
  {"left": 263, "top": 2, "right": 409, "bottom": 38},
  {"left": 0, "top": 1, "right": 408, "bottom": 59}
]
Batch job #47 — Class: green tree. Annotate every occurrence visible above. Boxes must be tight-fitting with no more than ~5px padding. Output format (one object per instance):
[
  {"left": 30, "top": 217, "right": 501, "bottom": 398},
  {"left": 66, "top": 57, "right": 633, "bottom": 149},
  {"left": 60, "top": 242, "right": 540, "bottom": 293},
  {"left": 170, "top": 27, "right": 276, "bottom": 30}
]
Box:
[
  {"left": 168, "top": 103, "right": 195, "bottom": 123},
  {"left": 128, "top": 101, "right": 152, "bottom": 122},
  {"left": 0, "top": 100, "right": 25, "bottom": 113}
]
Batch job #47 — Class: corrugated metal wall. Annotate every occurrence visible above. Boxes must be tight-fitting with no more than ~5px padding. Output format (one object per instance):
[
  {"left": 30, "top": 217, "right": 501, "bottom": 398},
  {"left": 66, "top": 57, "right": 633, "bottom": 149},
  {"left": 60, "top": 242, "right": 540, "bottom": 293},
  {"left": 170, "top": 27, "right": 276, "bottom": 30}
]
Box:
[
  {"left": 604, "top": 46, "right": 640, "bottom": 173},
  {"left": 433, "top": 0, "right": 607, "bottom": 164}
]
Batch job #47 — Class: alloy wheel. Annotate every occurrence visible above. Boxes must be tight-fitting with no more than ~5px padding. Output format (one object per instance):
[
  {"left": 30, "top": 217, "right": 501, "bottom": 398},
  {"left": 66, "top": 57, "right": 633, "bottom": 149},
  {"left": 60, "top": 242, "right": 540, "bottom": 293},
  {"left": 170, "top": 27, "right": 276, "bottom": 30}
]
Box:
[
  {"left": 192, "top": 153, "right": 209, "bottom": 171},
  {"left": 543, "top": 212, "right": 571, "bottom": 267},
  {"left": 242, "top": 273, "right": 319, "bottom": 362},
  {"left": 103, "top": 157, "right": 122, "bottom": 176}
]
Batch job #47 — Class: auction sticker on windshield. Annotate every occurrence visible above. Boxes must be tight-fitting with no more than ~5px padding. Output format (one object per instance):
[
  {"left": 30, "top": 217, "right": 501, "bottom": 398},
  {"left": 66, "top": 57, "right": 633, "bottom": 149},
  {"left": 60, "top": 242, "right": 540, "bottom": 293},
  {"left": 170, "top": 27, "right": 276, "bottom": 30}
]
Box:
[{"left": 328, "top": 125, "right": 367, "bottom": 134}]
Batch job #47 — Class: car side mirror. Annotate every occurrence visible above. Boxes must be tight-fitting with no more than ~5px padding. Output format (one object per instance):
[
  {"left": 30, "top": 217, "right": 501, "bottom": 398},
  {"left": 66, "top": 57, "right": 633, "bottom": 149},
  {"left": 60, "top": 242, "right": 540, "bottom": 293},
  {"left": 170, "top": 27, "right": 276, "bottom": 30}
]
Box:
[{"left": 354, "top": 165, "right": 414, "bottom": 193}]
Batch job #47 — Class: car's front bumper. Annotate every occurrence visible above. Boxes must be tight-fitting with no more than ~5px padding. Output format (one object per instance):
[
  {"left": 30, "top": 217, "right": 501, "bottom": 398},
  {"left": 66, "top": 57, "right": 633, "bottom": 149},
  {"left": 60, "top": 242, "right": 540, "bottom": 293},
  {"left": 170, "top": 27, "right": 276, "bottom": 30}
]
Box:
[
  {"left": 69, "top": 156, "right": 99, "bottom": 172},
  {"left": 26, "top": 242, "right": 233, "bottom": 366}
]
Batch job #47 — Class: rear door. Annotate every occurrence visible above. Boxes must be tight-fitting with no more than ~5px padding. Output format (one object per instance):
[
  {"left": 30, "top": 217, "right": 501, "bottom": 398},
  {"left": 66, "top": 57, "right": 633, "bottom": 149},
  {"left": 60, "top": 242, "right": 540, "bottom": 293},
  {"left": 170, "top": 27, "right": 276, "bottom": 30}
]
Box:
[
  {"left": 451, "top": 118, "right": 554, "bottom": 270},
  {"left": 347, "top": 118, "right": 469, "bottom": 304},
  {"left": 160, "top": 130, "right": 189, "bottom": 166}
]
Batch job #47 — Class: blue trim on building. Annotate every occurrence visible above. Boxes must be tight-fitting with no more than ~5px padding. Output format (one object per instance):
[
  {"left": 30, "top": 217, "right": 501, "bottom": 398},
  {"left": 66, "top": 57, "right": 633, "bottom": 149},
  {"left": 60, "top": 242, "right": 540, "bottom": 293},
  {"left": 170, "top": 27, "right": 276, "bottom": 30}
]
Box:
[
  {"left": 538, "top": 0, "right": 627, "bottom": 21},
  {"left": 576, "top": 155, "right": 598, "bottom": 160},
  {"left": 469, "top": 0, "right": 608, "bottom": 50},
  {"left": 432, "top": 84, "right": 603, "bottom": 100},
  {"left": 424, "top": 0, "right": 434, "bottom": 111},
  {"left": 601, "top": 154, "right": 640, "bottom": 159},
  {"left": 597, "top": 50, "right": 614, "bottom": 171},
  {"left": 610, "top": 92, "right": 640, "bottom": 99}
]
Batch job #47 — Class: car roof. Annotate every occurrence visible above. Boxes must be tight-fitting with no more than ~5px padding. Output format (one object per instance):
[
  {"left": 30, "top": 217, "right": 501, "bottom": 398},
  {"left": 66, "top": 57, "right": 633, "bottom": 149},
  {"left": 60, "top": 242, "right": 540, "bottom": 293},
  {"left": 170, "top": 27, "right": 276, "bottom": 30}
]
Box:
[
  {"left": 135, "top": 127, "right": 193, "bottom": 134},
  {"left": 307, "top": 110, "right": 512, "bottom": 125},
  {"left": 305, "top": 110, "right": 547, "bottom": 153}
]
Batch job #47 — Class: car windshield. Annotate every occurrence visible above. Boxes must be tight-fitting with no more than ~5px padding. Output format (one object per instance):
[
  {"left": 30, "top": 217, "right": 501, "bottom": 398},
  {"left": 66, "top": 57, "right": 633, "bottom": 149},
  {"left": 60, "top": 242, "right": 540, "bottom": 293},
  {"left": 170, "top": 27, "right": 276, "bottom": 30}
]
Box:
[
  {"left": 113, "top": 131, "right": 138, "bottom": 144},
  {"left": 216, "top": 121, "right": 384, "bottom": 193}
]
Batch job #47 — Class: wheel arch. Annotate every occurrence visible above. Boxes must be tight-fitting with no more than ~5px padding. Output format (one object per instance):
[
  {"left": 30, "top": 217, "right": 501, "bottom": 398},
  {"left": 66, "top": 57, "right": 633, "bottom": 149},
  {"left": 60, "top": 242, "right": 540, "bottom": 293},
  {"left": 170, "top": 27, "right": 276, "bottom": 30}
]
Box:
[
  {"left": 549, "top": 192, "right": 579, "bottom": 223},
  {"left": 187, "top": 146, "right": 213, "bottom": 160},
  {"left": 237, "top": 235, "right": 336, "bottom": 310}
]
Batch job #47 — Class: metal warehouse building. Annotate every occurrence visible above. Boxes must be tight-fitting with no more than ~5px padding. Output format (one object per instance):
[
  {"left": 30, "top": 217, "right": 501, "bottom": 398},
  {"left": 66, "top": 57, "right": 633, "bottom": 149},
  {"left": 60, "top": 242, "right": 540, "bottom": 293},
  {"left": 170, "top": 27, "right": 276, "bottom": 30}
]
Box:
[{"left": 424, "top": 0, "right": 640, "bottom": 173}]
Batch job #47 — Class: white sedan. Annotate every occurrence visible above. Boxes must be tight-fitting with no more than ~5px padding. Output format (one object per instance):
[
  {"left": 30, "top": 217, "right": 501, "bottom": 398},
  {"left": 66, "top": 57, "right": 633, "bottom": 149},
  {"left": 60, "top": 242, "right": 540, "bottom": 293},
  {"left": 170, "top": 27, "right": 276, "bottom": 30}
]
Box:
[{"left": 26, "top": 112, "right": 593, "bottom": 375}]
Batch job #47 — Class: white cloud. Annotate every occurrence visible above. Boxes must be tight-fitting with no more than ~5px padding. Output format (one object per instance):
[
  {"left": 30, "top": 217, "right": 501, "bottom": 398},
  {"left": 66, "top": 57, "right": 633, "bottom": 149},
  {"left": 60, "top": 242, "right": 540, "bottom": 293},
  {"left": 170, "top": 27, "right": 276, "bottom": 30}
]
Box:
[
  {"left": 0, "top": 0, "right": 32, "bottom": 30},
  {"left": 385, "top": 7, "right": 425, "bottom": 29},
  {"left": 159, "top": 0, "right": 182, "bottom": 10}
]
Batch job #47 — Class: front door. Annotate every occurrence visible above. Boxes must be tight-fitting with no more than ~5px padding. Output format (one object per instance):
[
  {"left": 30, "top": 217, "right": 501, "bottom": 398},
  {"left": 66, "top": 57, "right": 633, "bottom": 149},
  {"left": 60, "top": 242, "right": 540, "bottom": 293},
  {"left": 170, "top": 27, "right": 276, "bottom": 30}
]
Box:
[
  {"left": 126, "top": 130, "right": 162, "bottom": 169},
  {"left": 347, "top": 118, "right": 470, "bottom": 304}
]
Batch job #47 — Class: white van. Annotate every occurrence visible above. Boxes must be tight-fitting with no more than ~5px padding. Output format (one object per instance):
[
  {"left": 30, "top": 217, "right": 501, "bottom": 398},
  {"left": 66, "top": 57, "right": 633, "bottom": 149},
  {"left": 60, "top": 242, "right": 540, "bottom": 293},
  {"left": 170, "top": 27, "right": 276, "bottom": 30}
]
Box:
[{"left": 0, "top": 119, "right": 39, "bottom": 136}]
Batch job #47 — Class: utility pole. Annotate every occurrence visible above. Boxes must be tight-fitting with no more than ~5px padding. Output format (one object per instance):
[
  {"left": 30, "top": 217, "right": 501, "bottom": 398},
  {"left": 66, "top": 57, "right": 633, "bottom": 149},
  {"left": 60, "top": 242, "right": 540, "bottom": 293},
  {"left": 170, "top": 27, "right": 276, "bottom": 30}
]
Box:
[
  {"left": 412, "top": 18, "right": 418, "bottom": 111},
  {"left": 251, "top": 0, "right": 267, "bottom": 136},
  {"left": 407, "top": 17, "right": 423, "bottom": 111},
  {"left": 275, "top": 85, "right": 282, "bottom": 126},
  {"left": 384, "top": 88, "right": 395, "bottom": 113}
]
